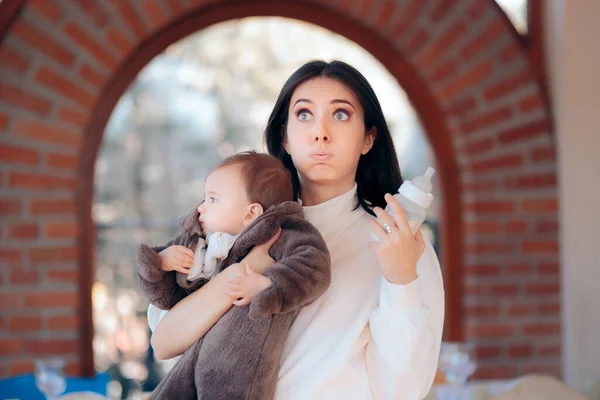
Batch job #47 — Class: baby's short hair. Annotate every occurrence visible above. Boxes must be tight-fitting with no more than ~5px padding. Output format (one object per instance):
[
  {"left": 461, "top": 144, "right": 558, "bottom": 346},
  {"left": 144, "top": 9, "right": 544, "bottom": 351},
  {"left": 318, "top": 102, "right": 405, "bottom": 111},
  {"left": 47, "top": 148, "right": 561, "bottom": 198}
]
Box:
[{"left": 215, "top": 151, "right": 294, "bottom": 210}]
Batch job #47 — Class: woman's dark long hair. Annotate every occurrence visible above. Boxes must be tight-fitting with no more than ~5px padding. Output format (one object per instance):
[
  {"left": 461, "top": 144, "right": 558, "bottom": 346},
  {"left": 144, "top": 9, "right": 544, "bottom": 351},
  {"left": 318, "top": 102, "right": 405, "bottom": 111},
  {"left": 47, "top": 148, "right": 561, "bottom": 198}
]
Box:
[{"left": 264, "top": 60, "right": 403, "bottom": 216}]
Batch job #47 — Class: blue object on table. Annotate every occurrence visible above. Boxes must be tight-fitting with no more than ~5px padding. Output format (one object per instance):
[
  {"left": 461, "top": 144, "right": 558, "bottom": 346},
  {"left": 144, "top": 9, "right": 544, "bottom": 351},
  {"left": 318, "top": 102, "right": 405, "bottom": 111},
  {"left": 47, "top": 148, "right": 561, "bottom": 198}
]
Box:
[{"left": 0, "top": 373, "right": 110, "bottom": 399}]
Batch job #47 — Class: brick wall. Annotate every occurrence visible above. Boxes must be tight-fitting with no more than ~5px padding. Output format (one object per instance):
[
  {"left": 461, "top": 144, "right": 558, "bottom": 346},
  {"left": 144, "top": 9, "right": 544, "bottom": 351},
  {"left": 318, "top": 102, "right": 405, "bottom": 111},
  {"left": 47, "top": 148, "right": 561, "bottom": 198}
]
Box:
[{"left": 0, "top": 0, "right": 558, "bottom": 379}]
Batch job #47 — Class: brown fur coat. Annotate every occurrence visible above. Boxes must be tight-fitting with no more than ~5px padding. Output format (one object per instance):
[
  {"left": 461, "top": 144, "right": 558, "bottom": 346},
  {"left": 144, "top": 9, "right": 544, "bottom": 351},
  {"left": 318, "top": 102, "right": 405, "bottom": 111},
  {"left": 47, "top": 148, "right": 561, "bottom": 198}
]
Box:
[{"left": 136, "top": 201, "right": 331, "bottom": 399}]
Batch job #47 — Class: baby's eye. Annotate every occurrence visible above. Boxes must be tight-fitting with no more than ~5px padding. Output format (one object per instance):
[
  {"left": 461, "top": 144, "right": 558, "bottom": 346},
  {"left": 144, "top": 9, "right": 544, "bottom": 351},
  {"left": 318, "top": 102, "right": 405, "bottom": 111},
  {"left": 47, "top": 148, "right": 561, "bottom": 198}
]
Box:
[{"left": 209, "top": 197, "right": 217, "bottom": 203}]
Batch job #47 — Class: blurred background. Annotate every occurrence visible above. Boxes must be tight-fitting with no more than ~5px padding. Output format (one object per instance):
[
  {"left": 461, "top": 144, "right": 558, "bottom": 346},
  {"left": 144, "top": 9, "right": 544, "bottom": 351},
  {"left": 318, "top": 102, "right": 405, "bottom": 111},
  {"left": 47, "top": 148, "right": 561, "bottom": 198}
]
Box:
[{"left": 1, "top": 0, "right": 598, "bottom": 399}]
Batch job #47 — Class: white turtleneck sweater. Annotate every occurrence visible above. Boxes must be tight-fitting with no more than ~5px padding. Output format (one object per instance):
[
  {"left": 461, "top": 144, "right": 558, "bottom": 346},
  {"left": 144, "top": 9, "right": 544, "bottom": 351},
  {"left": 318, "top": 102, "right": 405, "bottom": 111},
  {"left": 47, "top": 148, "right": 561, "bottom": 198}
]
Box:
[{"left": 149, "top": 184, "right": 444, "bottom": 400}]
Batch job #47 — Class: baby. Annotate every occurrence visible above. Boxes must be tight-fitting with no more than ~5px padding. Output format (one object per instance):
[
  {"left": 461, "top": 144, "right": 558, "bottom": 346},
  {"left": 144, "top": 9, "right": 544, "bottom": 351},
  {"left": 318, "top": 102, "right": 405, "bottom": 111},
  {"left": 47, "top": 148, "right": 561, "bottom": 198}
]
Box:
[{"left": 136, "top": 151, "right": 331, "bottom": 399}]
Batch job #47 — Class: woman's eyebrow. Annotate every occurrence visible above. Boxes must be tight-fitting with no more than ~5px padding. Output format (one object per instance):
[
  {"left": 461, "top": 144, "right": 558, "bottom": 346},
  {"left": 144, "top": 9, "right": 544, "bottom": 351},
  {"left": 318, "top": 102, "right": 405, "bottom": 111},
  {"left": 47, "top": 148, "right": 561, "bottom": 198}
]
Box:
[
  {"left": 331, "top": 99, "right": 355, "bottom": 110},
  {"left": 293, "top": 99, "right": 313, "bottom": 107}
]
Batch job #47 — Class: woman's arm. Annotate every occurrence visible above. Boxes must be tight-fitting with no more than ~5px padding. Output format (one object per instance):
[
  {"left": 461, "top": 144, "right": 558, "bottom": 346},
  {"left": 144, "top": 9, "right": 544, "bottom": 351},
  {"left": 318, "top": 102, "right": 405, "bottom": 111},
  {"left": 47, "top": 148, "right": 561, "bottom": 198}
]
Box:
[
  {"left": 150, "top": 230, "right": 281, "bottom": 360},
  {"left": 366, "top": 236, "right": 445, "bottom": 400}
]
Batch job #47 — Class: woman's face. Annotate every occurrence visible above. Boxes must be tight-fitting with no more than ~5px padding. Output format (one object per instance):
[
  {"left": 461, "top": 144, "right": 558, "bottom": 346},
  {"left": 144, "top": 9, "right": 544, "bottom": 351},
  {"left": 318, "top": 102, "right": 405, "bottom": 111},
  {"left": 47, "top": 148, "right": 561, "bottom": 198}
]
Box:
[{"left": 284, "top": 77, "right": 375, "bottom": 190}]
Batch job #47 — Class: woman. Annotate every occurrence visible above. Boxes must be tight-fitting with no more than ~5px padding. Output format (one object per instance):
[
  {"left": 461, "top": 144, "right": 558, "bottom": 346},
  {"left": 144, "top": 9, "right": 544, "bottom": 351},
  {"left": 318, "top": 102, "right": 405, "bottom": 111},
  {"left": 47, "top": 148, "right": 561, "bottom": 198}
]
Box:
[{"left": 149, "top": 60, "right": 444, "bottom": 399}]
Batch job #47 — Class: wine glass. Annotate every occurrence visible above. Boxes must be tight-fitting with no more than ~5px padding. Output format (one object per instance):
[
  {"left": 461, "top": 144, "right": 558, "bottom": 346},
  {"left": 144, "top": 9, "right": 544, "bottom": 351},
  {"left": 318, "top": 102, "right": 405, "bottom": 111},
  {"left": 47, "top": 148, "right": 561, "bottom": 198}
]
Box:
[
  {"left": 437, "top": 342, "right": 477, "bottom": 399},
  {"left": 34, "top": 358, "right": 67, "bottom": 400}
]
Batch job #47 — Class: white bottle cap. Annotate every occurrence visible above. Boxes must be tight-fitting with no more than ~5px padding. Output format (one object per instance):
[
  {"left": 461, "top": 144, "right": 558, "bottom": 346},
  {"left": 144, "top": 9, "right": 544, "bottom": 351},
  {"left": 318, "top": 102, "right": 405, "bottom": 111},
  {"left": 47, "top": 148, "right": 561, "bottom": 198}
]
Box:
[{"left": 398, "top": 167, "right": 435, "bottom": 209}]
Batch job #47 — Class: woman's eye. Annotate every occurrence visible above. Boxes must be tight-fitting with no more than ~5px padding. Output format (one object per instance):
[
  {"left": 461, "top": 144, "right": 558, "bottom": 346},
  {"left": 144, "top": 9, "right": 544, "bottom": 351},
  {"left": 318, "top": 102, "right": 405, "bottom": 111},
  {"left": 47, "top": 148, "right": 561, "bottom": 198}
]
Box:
[
  {"left": 298, "top": 111, "right": 312, "bottom": 121},
  {"left": 334, "top": 110, "right": 350, "bottom": 121}
]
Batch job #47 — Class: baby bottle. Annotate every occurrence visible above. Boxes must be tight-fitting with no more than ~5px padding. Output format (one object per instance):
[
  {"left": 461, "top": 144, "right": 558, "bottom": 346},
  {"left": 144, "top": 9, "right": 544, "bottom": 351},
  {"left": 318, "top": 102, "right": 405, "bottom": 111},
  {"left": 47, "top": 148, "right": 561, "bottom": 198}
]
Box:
[{"left": 371, "top": 167, "right": 435, "bottom": 240}]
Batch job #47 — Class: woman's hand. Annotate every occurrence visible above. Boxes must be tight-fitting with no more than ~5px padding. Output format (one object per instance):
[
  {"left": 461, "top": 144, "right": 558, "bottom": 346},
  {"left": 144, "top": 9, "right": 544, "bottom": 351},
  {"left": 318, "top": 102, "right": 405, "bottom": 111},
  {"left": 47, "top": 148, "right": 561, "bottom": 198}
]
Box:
[
  {"left": 159, "top": 245, "right": 194, "bottom": 274},
  {"left": 369, "top": 193, "right": 425, "bottom": 285}
]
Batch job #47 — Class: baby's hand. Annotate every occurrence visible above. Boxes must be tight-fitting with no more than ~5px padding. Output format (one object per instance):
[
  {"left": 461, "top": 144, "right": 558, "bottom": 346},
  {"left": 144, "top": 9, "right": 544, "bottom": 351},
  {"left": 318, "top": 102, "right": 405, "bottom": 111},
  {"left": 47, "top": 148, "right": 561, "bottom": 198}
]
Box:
[
  {"left": 158, "top": 245, "right": 194, "bottom": 274},
  {"left": 227, "top": 264, "right": 272, "bottom": 306}
]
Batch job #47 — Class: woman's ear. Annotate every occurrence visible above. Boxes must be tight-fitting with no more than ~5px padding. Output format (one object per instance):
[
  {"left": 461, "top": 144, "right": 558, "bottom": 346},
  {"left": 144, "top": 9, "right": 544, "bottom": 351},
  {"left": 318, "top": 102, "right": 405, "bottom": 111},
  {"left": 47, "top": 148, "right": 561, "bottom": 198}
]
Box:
[
  {"left": 282, "top": 124, "right": 290, "bottom": 154},
  {"left": 243, "top": 203, "right": 264, "bottom": 226},
  {"left": 362, "top": 127, "right": 377, "bottom": 155}
]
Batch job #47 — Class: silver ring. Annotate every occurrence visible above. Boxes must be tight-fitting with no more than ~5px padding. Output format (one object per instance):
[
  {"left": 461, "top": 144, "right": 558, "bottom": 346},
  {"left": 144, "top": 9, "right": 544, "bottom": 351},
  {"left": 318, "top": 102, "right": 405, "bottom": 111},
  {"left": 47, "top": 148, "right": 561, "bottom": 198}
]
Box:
[{"left": 383, "top": 223, "right": 394, "bottom": 234}]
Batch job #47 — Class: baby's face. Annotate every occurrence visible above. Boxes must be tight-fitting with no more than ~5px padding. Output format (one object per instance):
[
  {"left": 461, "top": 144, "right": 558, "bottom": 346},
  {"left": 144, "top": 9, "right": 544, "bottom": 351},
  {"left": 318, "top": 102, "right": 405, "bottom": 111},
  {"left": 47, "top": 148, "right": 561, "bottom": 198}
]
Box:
[{"left": 197, "top": 164, "right": 252, "bottom": 236}]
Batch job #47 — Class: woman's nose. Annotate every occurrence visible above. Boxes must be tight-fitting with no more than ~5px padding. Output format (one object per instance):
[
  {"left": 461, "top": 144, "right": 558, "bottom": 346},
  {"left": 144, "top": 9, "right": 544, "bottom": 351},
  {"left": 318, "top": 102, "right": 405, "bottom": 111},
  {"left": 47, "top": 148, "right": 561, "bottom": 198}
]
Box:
[{"left": 313, "top": 119, "right": 330, "bottom": 143}]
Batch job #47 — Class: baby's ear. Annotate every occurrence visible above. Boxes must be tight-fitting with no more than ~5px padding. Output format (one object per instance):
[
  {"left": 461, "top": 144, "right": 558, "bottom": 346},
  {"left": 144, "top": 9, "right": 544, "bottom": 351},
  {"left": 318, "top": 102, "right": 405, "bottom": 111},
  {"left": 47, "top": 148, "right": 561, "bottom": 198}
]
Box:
[
  {"left": 243, "top": 203, "right": 264, "bottom": 227},
  {"left": 178, "top": 205, "right": 202, "bottom": 234}
]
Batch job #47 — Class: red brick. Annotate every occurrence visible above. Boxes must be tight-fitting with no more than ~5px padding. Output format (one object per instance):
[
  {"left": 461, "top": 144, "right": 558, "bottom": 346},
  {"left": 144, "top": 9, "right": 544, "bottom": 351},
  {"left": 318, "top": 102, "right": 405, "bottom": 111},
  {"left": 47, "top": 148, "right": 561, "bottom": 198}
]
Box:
[
  {"left": 464, "top": 221, "right": 500, "bottom": 234},
  {"left": 45, "top": 222, "right": 79, "bottom": 238},
  {"left": 473, "top": 366, "right": 514, "bottom": 380},
  {"left": 538, "top": 303, "right": 561, "bottom": 314},
  {"left": 430, "top": 60, "right": 457, "bottom": 83},
  {"left": 520, "top": 364, "right": 561, "bottom": 377},
  {"left": 47, "top": 153, "right": 79, "bottom": 170},
  {"left": 467, "top": 324, "right": 514, "bottom": 338},
  {"left": 0, "top": 112, "right": 7, "bottom": 130},
  {"left": 0, "top": 248, "right": 22, "bottom": 263},
  {"left": 109, "top": 0, "right": 147, "bottom": 39},
  {"left": 9, "top": 223, "right": 39, "bottom": 240},
  {"left": 446, "top": 96, "right": 477, "bottom": 116},
  {"left": 72, "top": 0, "right": 110, "bottom": 27},
  {"left": 9, "top": 269, "right": 40, "bottom": 284},
  {"left": 24, "top": 292, "right": 79, "bottom": 308},
  {"left": 465, "top": 264, "right": 500, "bottom": 275},
  {"left": 506, "top": 263, "right": 532, "bottom": 275},
  {"left": 536, "top": 221, "right": 558, "bottom": 233},
  {"left": 466, "top": 305, "right": 500, "bottom": 317},
  {"left": 57, "top": 107, "right": 89, "bottom": 128},
  {"left": 470, "top": 154, "right": 523, "bottom": 173},
  {"left": 475, "top": 345, "right": 502, "bottom": 359},
  {"left": 29, "top": 0, "right": 62, "bottom": 22},
  {"left": 526, "top": 283, "right": 559, "bottom": 295},
  {"left": 531, "top": 147, "right": 556, "bottom": 163},
  {"left": 505, "top": 173, "right": 556, "bottom": 189},
  {"left": 9, "top": 172, "right": 76, "bottom": 191},
  {"left": 508, "top": 304, "right": 534, "bottom": 316},
  {"left": 65, "top": 361, "right": 81, "bottom": 376},
  {"left": 491, "top": 284, "right": 518, "bottom": 296},
  {"left": 166, "top": 0, "right": 185, "bottom": 15},
  {"left": 462, "top": 107, "right": 512, "bottom": 135},
  {"left": 47, "top": 315, "right": 79, "bottom": 330},
  {"left": 0, "top": 198, "right": 22, "bottom": 216},
  {"left": 461, "top": 19, "right": 505, "bottom": 60},
  {"left": 375, "top": 0, "right": 397, "bottom": 29},
  {"left": 465, "top": 201, "right": 515, "bottom": 213},
  {"left": 463, "top": 138, "right": 494, "bottom": 155},
  {"left": 430, "top": 0, "right": 459, "bottom": 23},
  {"left": 499, "top": 42, "right": 522, "bottom": 64},
  {"left": 0, "top": 47, "right": 30, "bottom": 72},
  {"left": 105, "top": 27, "right": 134, "bottom": 54},
  {"left": 64, "top": 23, "right": 119, "bottom": 71},
  {"left": 0, "top": 293, "right": 23, "bottom": 310},
  {"left": 499, "top": 120, "right": 549, "bottom": 144},
  {"left": 467, "top": 0, "right": 487, "bottom": 19},
  {"left": 484, "top": 69, "right": 532, "bottom": 101},
  {"left": 522, "top": 241, "right": 559, "bottom": 254},
  {"left": 506, "top": 220, "right": 528, "bottom": 233},
  {"left": 437, "top": 61, "right": 494, "bottom": 101},
  {"left": 538, "top": 262, "right": 559, "bottom": 274},
  {"left": 0, "top": 82, "right": 52, "bottom": 115},
  {"left": 466, "top": 242, "right": 513, "bottom": 254},
  {"left": 13, "top": 118, "right": 82, "bottom": 148},
  {"left": 391, "top": 0, "right": 427, "bottom": 39},
  {"left": 0, "top": 339, "right": 23, "bottom": 355},
  {"left": 29, "top": 247, "right": 78, "bottom": 263},
  {"left": 405, "top": 28, "right": 429, "bottom": 54},
  {"left": 24, "top": 339, "right": 79, "bottom": 355},
  {"left": 144, "top": 0, "right": 168, "bottom": 29},
  {"left": 522, "top": 199, "right": 558, "bottom": 213},
  {"left": 34, "top": 66, "right": 96, "bottom": 109},
  {"left": 524, "top": 324, "right": 560, "bottom": 336},
  {"left": 462, "top": 179, "right": 496, "bottom": 192},
  {"left": 47, "top": 269, "right": 79, "bottom": 283},
  {"left": 29, "top": 198, "right": 76, "bottom": 215},
  {"left": 538, "top": 345, "right": 561, "bottom": 357},
  {"left": 520, "top": 94, "right": 544, "bottom": 112},
  {"left": 8, "top": 360, "right": 35, "bottom": 375},
  {"left": 508, "top": 344, "right": 533, "bottom": 358},
  {"left": 0, "top": 144, "right": 40, "bottom": 165},
  {"left": 79, "top": 64, "right": 107, "bottom": 89},
  {"left": 12, "top": 20, "right": 75, "bottom": 68},
  {"left": 9, "top": 316, "right": 42, "bottom": 331}
]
